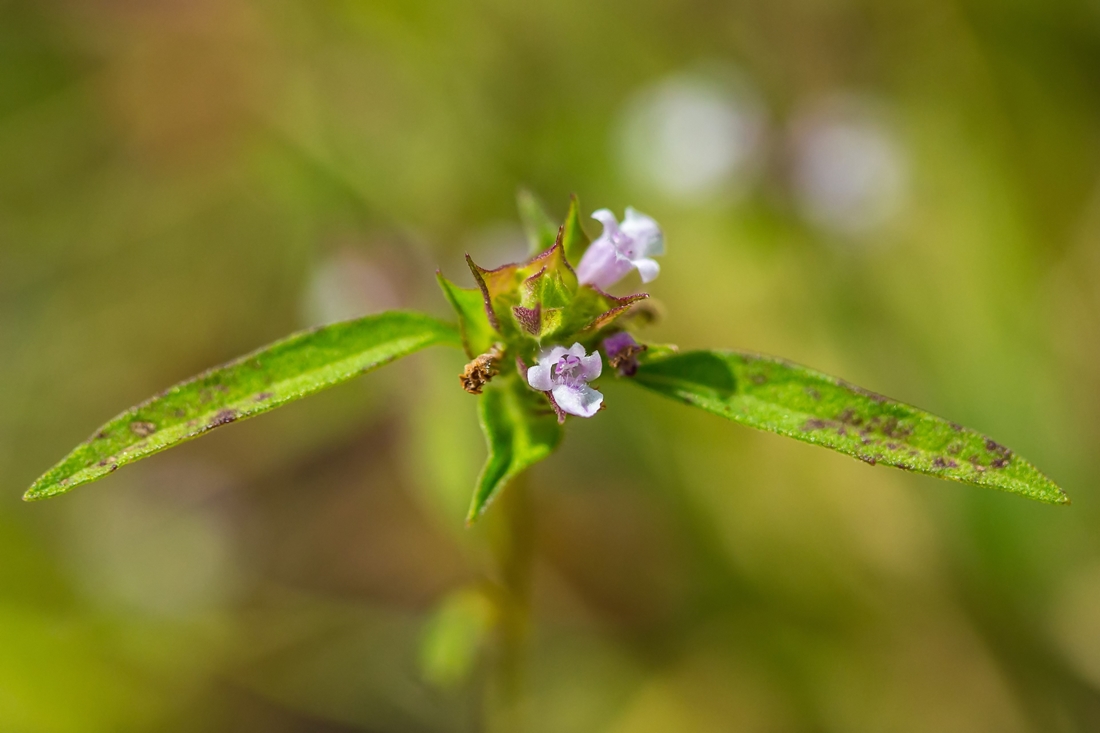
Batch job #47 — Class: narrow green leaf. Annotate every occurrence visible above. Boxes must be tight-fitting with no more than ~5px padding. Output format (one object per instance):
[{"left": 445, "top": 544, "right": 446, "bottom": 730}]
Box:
[
  {"left": 468, "top": 376, "right": 562, "bottom": 523},
  {"left": 560, "top": 194, "right": 591, "bottom": 267},
  {"left": 419, "top": 587, "right": 495, "bottom": 689},
  {"left": 436, "top": 271, "right": 497, "bottom": 358},
  {"left": 629, "top": 350, "right": 1067, "bottom": 505},
  {"left": 517, "top": 189, "right": 559, "bottom": 256},
  {"left": 26, "top": 311, "right": 462, "bottom": 501}
]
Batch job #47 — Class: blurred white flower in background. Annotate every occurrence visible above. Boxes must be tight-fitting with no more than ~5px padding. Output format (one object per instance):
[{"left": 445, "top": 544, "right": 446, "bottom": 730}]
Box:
[
  {"left": 302, "top": 247, "right": 403, "bottom": 326},
  {"left": 789, "top": 95, "right": 909, "bottom": 238},
  {"left": 618, "top": 70, "right": 768, "bottom": 202}
]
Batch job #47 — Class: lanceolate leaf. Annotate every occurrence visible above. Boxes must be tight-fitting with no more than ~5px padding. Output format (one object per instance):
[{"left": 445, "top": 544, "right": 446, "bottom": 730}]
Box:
[
  {"left": 26, "top": 311, "right": 462, "bottom": 501},
  {"left": 469, "top": 376, "right": 562, "bottom": 523},
  {"left": 629, "top": 350, "right": 1067, "bottom": 505}
]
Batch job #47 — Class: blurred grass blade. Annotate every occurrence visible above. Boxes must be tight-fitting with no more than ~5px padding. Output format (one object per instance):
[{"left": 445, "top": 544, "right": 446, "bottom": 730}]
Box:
[
  {"left": 517, "top": 189, "right": 559, "bottom": 256},
  {"left": 25, "top": 311, "right": 461, "bottom": 501},
  {"left": 630, "top": 350, "right": 1067, "bottom": 504},
  {"left": 560, "top": 194, "right": 591, "bottom": 266},
  {"left": 469, "top": 376, "right": 562, "bottom": 523},
  {"left": 419, "top": 587, "right": 495, "bottom": 689}
]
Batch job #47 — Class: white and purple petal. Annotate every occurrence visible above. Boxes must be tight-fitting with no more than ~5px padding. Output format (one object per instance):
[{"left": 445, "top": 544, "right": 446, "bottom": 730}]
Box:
[
  {"left": 524, "top": 343, "right": 606, "bottom": 419},
  {"left": 576, "top": 237, "right": 632, "bottom": 290},
  {"left": 552, "top": 384, "right": 604, "bottom": 418},
  {"left": 576, "top": 207, "right": 666, "bottom": 289},
  {"left": 622, "top": 207, "right": 665, "bottom": 257},
  {"left": 633, "top": 257, "right": 660, "bottom": 283},
  {"left": 527, "top": 362, "right": 554, "bottom": 391},
  {"left": 579, "top": 350, "right": 603, "bottom": 381}
]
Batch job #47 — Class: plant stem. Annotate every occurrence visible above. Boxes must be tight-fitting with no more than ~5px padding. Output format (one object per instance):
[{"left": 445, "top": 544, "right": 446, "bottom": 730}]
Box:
[{"left": 487, "top": 475, "right": 535, "bottom": 731}]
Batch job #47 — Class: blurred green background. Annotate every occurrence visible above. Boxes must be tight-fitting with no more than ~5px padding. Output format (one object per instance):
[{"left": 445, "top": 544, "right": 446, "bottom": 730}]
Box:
[{"left": 3, "top": 0, "right": 1100, "bottom": 730}]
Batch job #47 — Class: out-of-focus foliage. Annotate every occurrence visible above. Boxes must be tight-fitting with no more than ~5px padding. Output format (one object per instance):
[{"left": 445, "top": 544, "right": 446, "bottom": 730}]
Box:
[{"left": 3, "top": 0, "right": 1100, "bottom": 731}]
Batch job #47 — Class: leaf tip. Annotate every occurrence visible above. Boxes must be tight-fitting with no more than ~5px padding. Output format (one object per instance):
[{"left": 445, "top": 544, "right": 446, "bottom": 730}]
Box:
[
  {"left": 23, "top": 484, "right": 52, "bottom": 502},
  {"left": 464, "top": 502, "right": 486, "bottom": 527}
]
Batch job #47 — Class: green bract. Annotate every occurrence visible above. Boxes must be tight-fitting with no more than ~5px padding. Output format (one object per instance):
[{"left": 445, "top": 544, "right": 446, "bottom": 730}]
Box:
[{"left": 24, "top": 193, "right": 1068, "bottom": 519}]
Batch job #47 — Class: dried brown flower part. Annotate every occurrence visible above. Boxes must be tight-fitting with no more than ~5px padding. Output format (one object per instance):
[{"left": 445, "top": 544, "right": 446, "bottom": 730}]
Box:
[{"left": 460, "top": 344, "right": 504, "bottom": 395}]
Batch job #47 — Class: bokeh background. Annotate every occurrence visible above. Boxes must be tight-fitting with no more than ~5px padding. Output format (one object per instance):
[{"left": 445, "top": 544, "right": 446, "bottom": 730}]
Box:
[{"left": 3, "top": 0, "right": 1100, "bottom": 730}]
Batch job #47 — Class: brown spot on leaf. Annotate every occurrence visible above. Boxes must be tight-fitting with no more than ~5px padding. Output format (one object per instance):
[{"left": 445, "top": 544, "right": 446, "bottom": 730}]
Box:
[
  {"left": 802, "top": 419, "right": 828, "bottom": 431},
  {"left": 210, "top": 409, "right": 239, "bottom": 428},
  {"left": 255, "top": 392, "right": 275, "bottom": 402},
  {"left": 990, "top": 456, "right": 1011, "bottom": 469},
  {"left": 806, "top": 387, "right": 821, "bottom": 400},
  {"left": 129, "top": 421, "right": 156, "bottom": 437},
  {"left": 95, "top": 430, "right": 110, "bottom": 440},
  {"left": 837, "top": 409, "right": 863, "bottom": 426}
]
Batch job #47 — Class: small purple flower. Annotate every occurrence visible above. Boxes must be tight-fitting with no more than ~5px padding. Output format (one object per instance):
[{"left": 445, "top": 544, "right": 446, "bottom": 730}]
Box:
[
  {"left": 526, "top": 343, "right": 604, "bottom": 419},
  {"left": 602, "top": 332, "right": 647, "bottom": 377},
  {"left": 576, "top": 208, "right": 665, "bottom": 290}
]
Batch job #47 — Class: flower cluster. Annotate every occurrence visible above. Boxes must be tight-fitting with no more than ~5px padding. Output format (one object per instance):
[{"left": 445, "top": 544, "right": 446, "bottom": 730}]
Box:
[
  {"left": 442, "top": 204, "right": 665, "bottom": 422},
  {"left": 518, "top": 208, "right": 664, "bottom": 418}
]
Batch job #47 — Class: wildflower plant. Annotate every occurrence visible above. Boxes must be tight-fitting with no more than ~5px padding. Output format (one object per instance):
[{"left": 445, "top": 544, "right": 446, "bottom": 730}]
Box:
[{"left": 25, "top": 193, "right": 1067, "bottom": 522}]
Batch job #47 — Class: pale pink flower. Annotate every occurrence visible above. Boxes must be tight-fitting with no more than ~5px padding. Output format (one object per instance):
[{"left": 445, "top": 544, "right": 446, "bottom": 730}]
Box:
[
  {"left": 576, "top": 208, "right": 665, "bottom": 289},
  {"left": 526, "top": 343, "right": 604, "bottom": 418}
]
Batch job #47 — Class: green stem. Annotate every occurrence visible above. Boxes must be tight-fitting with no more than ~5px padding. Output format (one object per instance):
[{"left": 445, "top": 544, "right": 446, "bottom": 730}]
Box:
[{"left": 487, "top": 475, "right": 535, "bottom": 731}]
